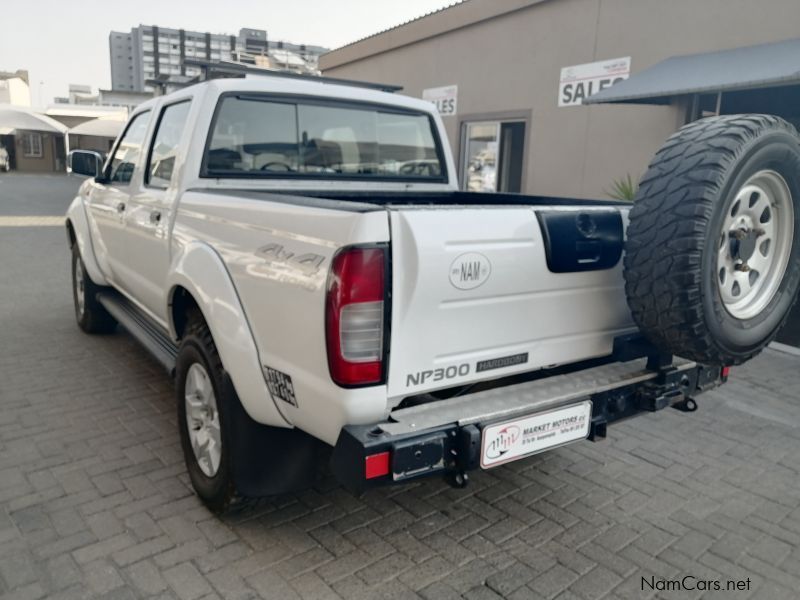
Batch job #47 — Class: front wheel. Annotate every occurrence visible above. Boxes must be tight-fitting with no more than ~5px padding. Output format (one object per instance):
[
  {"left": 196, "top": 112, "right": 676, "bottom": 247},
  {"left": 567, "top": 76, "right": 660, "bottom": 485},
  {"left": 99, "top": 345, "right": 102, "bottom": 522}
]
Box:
[{"left": 71, "top": 245, "right": 116, "bottom": 334}]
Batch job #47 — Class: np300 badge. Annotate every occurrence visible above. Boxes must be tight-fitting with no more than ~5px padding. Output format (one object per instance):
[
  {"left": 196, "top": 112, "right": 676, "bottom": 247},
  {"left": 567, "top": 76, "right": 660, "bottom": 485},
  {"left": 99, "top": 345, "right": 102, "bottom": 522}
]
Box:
[{"left": 449, "top": 252, "right": 491, "bottom": 290}]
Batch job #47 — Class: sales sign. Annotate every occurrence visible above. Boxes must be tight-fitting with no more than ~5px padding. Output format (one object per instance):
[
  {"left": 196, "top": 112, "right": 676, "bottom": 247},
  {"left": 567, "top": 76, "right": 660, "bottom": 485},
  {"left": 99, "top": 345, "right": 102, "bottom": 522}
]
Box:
[
  {"left": 423, "top": 85, "right": 458, "bottom": 116},
  {"left": 558, "top": 57, "right": 631, "bottom": 107}
]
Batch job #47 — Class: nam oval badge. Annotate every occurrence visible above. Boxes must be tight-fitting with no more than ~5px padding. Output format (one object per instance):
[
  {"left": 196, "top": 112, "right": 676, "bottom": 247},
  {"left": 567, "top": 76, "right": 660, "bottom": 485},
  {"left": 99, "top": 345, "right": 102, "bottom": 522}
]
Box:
[{"left": 449, "top": 252, "right": 492, "bottom": 290}]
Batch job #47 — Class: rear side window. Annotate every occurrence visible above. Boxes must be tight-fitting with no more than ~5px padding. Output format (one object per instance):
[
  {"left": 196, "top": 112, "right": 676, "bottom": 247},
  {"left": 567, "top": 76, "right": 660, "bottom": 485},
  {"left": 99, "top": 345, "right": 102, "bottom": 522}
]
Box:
[
  {"left": 108, "top": 111, "right": 150, "bottom": 184},
  {"left": 203, "top": 95, "right": 445, "bottom": 181},
  {"left": 146, "top": 101, "right": 192, "bottom": 188}
]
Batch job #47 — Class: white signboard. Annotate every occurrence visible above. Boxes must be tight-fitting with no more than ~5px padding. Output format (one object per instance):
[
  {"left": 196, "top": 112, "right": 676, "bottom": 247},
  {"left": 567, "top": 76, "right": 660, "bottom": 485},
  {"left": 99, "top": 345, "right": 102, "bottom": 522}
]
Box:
[
  {"left": 423, "top": 84, "right": 458, "bottom": 116},
  {"left": 480, "top": 401, "right": 592, "bottom": 468},
  {"left": 558, "top": 57, "right": 631, "bottom": 107}
]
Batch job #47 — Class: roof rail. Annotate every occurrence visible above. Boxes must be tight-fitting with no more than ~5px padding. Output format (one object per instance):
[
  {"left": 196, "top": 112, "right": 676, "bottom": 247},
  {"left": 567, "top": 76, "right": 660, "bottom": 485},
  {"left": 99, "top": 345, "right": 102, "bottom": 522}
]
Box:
[{"left": 182, "top": 58, "right": 403, "bottom": 93}]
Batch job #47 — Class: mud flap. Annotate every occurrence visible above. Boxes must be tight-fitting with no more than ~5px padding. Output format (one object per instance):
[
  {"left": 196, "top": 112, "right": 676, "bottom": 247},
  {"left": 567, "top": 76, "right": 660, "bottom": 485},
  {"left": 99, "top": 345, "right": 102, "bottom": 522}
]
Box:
[{"left": 223, "top": 374, "right": 330, "bottom": 496}]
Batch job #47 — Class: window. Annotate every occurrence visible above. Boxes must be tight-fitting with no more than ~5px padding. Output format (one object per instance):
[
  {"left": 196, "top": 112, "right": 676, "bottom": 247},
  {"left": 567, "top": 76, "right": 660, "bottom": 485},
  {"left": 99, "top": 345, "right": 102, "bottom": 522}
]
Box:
[
  {"left": 462, "top": 120, "right": 525, "bottom": 193},
  {"left": 22, "top": 133, "right": 43, "bottom": 157},
  {"left": 204, "top": 96, "right": 444, "bottom": 181},
  {"left": 146, "top": 101, "right": 191, "bottom": 188},
  {"left": 107, "top": 111, "right": 150, "bottom": 184}
]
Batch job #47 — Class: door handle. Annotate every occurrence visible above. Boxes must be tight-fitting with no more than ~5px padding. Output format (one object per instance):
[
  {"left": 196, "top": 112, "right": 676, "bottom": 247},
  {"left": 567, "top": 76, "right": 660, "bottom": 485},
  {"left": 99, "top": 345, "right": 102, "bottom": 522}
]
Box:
[
  {"left": 149, "top": 210, "right": 162, "bottom": 224},
  {"left": 116, "top": 202, "right": 126, "bottom": 213}
]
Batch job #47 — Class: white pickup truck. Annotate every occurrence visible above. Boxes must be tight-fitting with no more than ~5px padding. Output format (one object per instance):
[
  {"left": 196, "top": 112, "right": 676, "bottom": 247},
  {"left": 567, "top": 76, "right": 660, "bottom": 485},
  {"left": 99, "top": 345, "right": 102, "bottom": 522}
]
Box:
[{"left": 66, "top": 76, "right": 800, "bottom": 513}]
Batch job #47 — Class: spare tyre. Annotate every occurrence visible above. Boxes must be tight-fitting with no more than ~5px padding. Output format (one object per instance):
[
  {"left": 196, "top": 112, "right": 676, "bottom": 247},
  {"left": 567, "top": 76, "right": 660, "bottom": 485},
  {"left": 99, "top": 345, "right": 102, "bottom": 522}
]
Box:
[{"left": 625, "top": 114, "right": 800, "bottom": 366}]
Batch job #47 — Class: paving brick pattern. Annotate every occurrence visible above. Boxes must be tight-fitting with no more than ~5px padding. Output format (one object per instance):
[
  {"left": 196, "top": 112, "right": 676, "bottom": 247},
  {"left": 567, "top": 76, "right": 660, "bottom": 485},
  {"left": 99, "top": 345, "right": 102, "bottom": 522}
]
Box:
[{"left": 2, "top": 174, "right": 800, "bottom": 599}]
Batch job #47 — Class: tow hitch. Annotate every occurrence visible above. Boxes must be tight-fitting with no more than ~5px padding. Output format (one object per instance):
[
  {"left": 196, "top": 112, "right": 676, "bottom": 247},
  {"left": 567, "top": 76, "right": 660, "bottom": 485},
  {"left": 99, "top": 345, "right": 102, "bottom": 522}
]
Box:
[
  {"left": 445, "top": 471, "right": 470, "bottom": 489},
  {"left": 672, "top": 397, "right": 698, "bottom": 412}
]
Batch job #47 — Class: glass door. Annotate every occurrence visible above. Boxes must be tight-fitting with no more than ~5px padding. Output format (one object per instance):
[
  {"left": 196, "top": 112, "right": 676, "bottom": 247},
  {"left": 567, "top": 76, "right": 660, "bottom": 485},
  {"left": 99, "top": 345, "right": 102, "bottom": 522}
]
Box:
[
  {"left": 462, "top": 120, "right": 526, "bottom": 193},
  {"left": 463, "top": 121, "right": 500, "bottom": 192}
]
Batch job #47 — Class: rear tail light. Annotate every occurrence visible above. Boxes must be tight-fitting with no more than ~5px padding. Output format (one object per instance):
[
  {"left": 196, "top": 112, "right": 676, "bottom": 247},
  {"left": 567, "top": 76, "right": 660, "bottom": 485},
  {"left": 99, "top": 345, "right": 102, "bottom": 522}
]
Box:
[
  {"left": 721, "top": 366, "right": 731, "bottom": 380},
  {"left": 326, "top": 246, "right": 387, "bottom": 386}
]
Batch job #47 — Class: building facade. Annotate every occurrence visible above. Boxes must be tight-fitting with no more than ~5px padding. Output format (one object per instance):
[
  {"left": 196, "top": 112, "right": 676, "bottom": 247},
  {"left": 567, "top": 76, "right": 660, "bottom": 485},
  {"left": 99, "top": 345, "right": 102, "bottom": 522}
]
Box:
[
  {"left": 0, "top": 70, "right": 31, "bottom": 106},
  {"left": 110, "top": 26, "right": 238, "bottom": 92},
  {"left": 110, "top": 25, "right": 328, "bottom": 93},
  {"left": 54, "top": 84, "right": 151, "bottom": 114},
  {"left": 320, "top": 0, "right": 800, "bottom": 201}
]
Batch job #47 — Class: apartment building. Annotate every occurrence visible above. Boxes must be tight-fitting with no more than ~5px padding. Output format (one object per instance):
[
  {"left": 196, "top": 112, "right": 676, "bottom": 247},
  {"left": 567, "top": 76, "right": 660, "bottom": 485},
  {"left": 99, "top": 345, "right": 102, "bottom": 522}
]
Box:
[{"left": 110, "top": 25, "right": 327, "bottom": 93}]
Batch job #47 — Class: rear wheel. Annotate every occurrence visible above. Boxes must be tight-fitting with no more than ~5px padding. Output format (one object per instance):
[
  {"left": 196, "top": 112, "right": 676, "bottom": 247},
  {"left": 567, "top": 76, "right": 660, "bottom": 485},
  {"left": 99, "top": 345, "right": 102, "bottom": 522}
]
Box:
[
  {"left": 71, "top": 245, "right": 116, "bottom": 334},
  {"left": 176, "top": 315, "right": 239, "bottom": 513},
  {"left": 625, "top": 114, "right": 800, "bottom": 365}
]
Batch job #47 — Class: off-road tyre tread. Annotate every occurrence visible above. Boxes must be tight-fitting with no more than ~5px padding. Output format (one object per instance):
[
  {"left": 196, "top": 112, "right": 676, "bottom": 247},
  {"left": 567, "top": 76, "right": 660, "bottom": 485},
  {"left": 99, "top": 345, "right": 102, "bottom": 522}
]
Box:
[
  {"left": 178, "top": 314, "right": 255, "bottom": 515},
  {"left": 625, "top": 114, "right": 800, "bottom": 365}
]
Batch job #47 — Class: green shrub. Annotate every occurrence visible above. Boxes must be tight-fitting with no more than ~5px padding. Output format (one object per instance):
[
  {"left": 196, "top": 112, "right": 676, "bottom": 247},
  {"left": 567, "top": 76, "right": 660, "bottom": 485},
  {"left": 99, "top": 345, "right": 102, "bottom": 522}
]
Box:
[{"left": 606, "top": 174, "right": 638, "bottom": 201}]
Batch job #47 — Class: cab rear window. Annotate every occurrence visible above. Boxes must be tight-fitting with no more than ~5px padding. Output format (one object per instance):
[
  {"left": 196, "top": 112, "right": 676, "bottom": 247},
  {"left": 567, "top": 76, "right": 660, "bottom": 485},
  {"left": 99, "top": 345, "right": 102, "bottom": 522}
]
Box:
[{"left": 202, "top": 95, "right": 446, "bottom": 182}]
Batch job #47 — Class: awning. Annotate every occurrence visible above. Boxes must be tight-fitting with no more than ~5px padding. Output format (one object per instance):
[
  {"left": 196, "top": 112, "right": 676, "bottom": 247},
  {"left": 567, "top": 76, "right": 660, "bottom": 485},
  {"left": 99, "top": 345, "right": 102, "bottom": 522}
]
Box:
[
  {"left": 0, "top": 105, "right": 68, "bottom": 134},
  {"left": 585, "top": 37, "right": 800, "bottom": 105},
  {"left": 69, "top": 118, "right": 124, "bottom": 138}
]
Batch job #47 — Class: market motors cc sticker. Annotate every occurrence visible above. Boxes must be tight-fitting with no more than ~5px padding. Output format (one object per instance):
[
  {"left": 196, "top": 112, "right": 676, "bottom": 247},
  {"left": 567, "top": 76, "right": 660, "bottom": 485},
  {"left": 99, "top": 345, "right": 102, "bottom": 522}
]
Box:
[{"left": 449, "top": 252, "right": 491, "bottom": 290}]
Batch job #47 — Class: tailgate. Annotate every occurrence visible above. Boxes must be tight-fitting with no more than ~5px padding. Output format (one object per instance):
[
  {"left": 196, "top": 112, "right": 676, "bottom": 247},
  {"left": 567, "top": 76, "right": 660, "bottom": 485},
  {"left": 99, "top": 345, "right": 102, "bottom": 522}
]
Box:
[{"left": 386, "top": 206, "right": 636, "bottom": 399}]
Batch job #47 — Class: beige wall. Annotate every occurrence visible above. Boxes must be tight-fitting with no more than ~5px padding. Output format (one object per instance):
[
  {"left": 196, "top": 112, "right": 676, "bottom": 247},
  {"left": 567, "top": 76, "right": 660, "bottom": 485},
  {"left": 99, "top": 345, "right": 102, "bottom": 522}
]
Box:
[
  {"left": 13, "top": 131, "right": 60, "bottom": 173},
  {"left": 322, "top": 0, "right": 800, "bottom": 199},
  {"left": 70, "top": 134, "right": 115, "bottom": 153}
]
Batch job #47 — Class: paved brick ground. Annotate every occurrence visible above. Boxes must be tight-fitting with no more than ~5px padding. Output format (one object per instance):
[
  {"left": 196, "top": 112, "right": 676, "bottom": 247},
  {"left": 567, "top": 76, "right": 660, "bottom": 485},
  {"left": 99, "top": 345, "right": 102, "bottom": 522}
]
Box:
[{"left": 2, "top": 173, "right": 800, "bottom": 599}]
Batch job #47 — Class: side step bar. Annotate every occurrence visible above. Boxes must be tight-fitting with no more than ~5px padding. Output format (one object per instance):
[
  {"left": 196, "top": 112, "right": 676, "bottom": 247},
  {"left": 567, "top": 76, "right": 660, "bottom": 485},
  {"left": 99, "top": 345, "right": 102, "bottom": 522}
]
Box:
[{"left": 97, "top": 292, "right": 178, "bottom": 376}]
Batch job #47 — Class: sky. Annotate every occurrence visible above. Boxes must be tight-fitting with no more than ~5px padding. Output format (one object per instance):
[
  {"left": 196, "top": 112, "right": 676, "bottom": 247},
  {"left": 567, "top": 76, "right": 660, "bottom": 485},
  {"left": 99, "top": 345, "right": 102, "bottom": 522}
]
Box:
[{"left": 0, "top": 0, "right": 458, "bottom": 107}]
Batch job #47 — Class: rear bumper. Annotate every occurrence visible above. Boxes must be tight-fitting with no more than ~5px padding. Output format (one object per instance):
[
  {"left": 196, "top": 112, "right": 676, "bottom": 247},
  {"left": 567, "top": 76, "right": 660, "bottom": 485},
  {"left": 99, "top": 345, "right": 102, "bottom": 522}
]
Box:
[{"left": 331, "top": 357, "right": 725, "bottom": 493}]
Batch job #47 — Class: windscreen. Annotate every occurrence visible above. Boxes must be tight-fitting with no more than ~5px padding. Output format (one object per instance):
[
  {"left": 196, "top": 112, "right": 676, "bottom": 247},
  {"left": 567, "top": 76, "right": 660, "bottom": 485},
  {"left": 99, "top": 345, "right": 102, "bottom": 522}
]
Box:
[{"left": 203, "top": 96, "right": 444, "bottom": 181}]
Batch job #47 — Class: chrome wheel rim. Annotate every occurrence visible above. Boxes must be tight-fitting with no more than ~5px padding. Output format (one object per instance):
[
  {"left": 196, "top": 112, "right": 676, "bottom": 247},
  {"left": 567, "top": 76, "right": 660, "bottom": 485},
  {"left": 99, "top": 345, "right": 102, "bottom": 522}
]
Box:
[
  {"left": 74, "top": 258, "right": 85, "bottom": 319},
  {"left": 716, "top": 170, "right": 794, "bottom": 320},
  {"left": 184, "top": 363, "right": 222, "bottom": 477}
]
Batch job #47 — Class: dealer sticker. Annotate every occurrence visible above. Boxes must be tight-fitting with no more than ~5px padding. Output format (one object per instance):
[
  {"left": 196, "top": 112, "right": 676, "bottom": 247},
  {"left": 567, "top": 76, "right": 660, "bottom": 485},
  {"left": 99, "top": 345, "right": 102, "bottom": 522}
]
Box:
[{"left": 480, "top": 401, "right": 592, "bottom": 468}]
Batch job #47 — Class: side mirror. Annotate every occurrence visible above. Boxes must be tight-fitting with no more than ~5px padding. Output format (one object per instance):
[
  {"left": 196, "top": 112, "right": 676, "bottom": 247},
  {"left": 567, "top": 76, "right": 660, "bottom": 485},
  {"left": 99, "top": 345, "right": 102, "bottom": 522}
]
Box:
[{"left": 68, "top": 150, "right": 104, "bottom": 178}]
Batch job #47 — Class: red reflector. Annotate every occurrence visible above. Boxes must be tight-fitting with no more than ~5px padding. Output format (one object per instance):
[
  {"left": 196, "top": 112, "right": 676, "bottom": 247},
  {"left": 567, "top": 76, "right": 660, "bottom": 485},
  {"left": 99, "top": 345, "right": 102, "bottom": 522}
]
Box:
[
  {"left": 722, "top": 366, "right": 731, "bottom": 378},
  {"left": 365, "top": 451, "right": 390, "bottom": 480}
]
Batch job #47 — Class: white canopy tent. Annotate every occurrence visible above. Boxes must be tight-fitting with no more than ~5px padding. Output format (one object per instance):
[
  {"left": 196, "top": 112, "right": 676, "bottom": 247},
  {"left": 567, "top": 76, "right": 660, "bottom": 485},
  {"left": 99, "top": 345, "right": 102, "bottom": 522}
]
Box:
[
  {"left": 0, "top": 105, "right": 68, "bottom": 134},
  {"left": 0, "top": 105, "right": 69, "bottom": 170},
  {"left": 68, "top": 117, "right": 125, "bottom": 138}
]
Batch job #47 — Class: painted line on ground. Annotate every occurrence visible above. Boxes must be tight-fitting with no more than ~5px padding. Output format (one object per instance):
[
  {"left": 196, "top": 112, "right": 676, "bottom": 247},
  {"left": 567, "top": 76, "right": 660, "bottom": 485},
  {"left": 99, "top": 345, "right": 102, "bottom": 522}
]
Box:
[
  {"left": 768, "top": 341, "right": 800, "bottom": 357},
  {"left": 0, "top": 216, "right": 65, "bottom": 227}
]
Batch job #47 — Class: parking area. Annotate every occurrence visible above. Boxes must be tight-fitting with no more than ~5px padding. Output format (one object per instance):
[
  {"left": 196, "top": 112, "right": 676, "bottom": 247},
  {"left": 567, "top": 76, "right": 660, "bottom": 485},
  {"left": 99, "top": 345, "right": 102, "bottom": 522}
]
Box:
[{"left": 2, "top": 172, "right": 800, "bottom": 599}]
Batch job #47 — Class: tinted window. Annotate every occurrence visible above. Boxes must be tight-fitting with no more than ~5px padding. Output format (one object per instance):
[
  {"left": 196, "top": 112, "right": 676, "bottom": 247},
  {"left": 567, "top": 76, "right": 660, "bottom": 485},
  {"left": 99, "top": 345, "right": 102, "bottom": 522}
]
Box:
[
  {"left": 108, "top": 111, "right": 150, "bottom": 184},
  {"left": 204, "top": 97, "right": 443, "bottom": 180},
  {"left": 207, "top": 98, "right": 297, "bottom": 173},
  {"left": 147, "top": 101, "right": 191, "bottom": 188}
]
